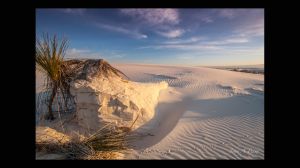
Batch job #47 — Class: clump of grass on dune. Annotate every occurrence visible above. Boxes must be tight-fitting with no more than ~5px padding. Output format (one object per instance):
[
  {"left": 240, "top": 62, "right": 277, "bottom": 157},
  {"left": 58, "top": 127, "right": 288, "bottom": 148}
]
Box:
[
  {"left": 36, "top": 34, "right": 129, "bottom": 121},
  {"left": 36, "top": 33, "right": 78, "bottom": 120},
  {"left": 36, "top": 124, "right": 131, "bottom": 160}
]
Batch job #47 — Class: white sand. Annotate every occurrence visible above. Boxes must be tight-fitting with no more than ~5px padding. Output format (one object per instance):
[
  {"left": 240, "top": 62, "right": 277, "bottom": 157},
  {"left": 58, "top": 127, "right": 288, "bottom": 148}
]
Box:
[
  {"left": 113, "top": 64, "right": 264, "bottom": 159},
  {"left": 70, "top": 69, "right": 168, "bottom": 131},
  {"left": 36, "top": 70, "right": 45, "bottom": 93},
  {"left": 36, "top": 63, "right": 264, "bottom": 159}
]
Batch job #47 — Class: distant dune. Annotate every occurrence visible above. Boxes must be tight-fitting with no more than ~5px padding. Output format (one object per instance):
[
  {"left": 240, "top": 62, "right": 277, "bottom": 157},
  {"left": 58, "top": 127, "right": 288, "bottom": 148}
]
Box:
[
  {"left": 203, "top": 64, "right": 264, "bottom": 75},
  {"left": 205, "top": 64, "right": 264, "bottom": 69}
]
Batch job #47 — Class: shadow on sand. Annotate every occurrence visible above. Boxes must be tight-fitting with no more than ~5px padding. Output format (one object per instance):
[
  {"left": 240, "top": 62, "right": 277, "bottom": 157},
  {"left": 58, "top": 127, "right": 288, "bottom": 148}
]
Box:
[{"left": 128, "top": 89, "right": 264, "bottom": 150}]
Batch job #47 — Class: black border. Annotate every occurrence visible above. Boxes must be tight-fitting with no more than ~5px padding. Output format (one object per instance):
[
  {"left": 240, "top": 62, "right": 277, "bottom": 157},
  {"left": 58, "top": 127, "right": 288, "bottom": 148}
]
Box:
[
  {"left": 11, "top": 0, "right": 272, "bottom": 161},
  {"left": 34, "top": 0, "right": 267, "bottom": 8}
]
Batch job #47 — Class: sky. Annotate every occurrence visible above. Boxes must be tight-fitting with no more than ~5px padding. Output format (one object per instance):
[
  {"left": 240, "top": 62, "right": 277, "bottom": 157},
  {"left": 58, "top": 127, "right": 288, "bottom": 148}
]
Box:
[{"left": 36, "top": 8, "right": 264, "bottom": 66}]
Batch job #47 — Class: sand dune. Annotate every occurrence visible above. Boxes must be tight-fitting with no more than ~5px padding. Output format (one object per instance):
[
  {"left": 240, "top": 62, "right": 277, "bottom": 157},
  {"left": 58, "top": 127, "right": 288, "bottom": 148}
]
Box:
[
  {"left": 36, "top": 63, "right": 264, "bottom": 159},
  {"left": 113, "top": 64, "right": 264, "bottom": 159}
]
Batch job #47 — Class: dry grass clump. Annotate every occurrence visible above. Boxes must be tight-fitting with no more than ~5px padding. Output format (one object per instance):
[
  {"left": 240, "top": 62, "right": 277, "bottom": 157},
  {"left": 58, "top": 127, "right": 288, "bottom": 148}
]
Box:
[
  {"left": 36, "top": 34, "right": 129, "bottom": 121},
  {"left": 36, "top": 124, "right": 131, "bottom": 160},
  {"left": 36, "top": 33, "right": 78, "bottom": 120}
]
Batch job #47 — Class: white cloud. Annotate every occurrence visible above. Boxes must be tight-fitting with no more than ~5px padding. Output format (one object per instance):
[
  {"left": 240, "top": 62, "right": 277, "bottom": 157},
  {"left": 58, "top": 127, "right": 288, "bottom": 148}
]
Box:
[
  {"left": 218, "top": 9, "right": 236, "bottom": 19},
  {"left": 66, "top": 48, "right": 100, "bottom": 58},
  {"left": 219, "top": 47, "right": 264, "bottom": 58},
  {"left": 162, "top": 36, "right": 203, "bottom": 44},
  {"left": 160, "top": 32, "right": 250, "bottom": 47},
  {"left": 157, "top": 29, "right": 185, "bottom": 38},
  {"left": 104, "top": 50, "right": 126, "bottom": 59},
  {"left": 139, "top": 35, "right": 250, "bottom": 51},
  {"left": 152, "top": 35, "right": 248, "bottom": 48},
  {"left": 62, "top": 8, "right": 86, "bottom": 15},
  {"left": 95, "top": 23, "right": 147, "bottom": 39},
  {"left": 66, "top": 48, "right": 127, "bottom": 60},
  {"left": 110, "top": 54, "right": 125, "bottom": 58},
  {"left": 200, "top": 16, "right": 214, "bottom": 23},
  {"left": 235, "top": 18, "right": 264, "bottom": 37},
  {"left": 207, "top": 37, "right": 249, "bottom": 45},
  {"left": 226, "top": 38, "right": 249, "bottom": 43},
  {"left": 67, "top": 48, "right": 90, "bottom": 55},
  {"left": 141, "top": 43, "right": 220, "bottom": 50},
  {"left": 120, "top": 8, "right": 180, "bottom": 25},
  {"left": 120, "top": 9, "right": 183, "bottom": 39},
  {"left": 218, "top": 9, "right": 264, "bottom": 38},
  {"left": 177, "top": 55, "right": 195, "bottom": 60}
]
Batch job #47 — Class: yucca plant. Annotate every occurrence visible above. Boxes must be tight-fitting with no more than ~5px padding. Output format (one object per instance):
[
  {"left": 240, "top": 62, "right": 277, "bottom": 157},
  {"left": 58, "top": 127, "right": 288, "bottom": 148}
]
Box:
[{"left": 36, "top": 33, "right": 74, "bottom": 120}]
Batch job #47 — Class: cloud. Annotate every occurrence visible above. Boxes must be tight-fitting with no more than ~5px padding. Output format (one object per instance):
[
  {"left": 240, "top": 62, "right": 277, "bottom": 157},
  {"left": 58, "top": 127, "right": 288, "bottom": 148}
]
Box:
[
  {"left": 120, "top": 9, "right": 180, "bottom": 25},
  {"left": 200, "top": 16, "right": 214, "bottom": 23},
  {"left": 62, "top": 8, "right": 86, "bottom": 15},
  {"left": 66, "top": 48, "right": 126, "bottom": 60},
  {"left": 103, "top": 50, "right": 126, "bottom": 59},
  {"left": 177, "top": 55, "right": 195, "bottom": 60},
  {"left": 139, "top": 35, "right": 250, "bottom": 51},
  {"left": 235, "top": 18, "right": 264, "bottom": 37},
  {"left": 162, "top": 37, "right": 203, "bottom": 44},
  {"left": 220, "top": 47, "right": 264, "bottom": 57},
  {"left": 95, "top": 23, "right": 147, "bottom": 39},
  {"left": 217, "top": 9, "right": 264, "bottom": 37},
  {"left": 218, "top": 9, "right": 236, "bottom": 19},
  {"left": 67, "top": 48, "right": 90, "bottom": 55},
  {"left": 141, "top": 43, "right": 220, "bottom": 50},
  {"left": 207, "top": 37, "right": 249, "bottom": 45},
  {"left": 157, "top": 29, "right": 185, "bottom": 38},
  {"left": 120, "top": 9, "right": 183, "bottom": 39},
  {"left": 66, "top": 48, "right": 100, "bottom": 58},
  {"left": 225, "top": 38, "right": 249, "bottom": 43},
  {"left": 158, "top": 35, "right": 248, "bottom": 47}
]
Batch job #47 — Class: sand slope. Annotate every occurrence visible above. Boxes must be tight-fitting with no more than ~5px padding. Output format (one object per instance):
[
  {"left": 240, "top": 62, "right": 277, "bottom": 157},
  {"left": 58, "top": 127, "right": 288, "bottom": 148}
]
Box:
[
  {"left": 113, "top": 64, "right": 264, "bottom": 159},
  {"left": 36, "top": 63, "right": 264, "bottom": 159}
]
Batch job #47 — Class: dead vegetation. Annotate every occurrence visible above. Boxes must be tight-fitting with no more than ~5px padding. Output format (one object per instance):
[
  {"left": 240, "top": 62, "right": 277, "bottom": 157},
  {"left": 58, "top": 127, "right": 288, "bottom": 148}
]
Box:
[
  {"left": 36, "top": 33, "right": 78, "bottom": 120},
  {"left": 36, "top": 33, "right": 135, "bottom": 159},
  {"left": 36, "top": 124, "right": 131, "bottom": 160}
]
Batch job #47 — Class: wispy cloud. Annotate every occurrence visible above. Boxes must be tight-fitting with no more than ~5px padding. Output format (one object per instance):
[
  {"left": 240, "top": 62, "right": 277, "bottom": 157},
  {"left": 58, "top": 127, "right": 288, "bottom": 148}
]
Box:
[
  {"left": 67, "top": 48, "right": 90, "bottom": 55},
  {"left": 174, "top": 46, "right": 264, "bottom": 63},
  {"left": 66, "top": 48, "right": 126, "bottom": 60},
  {"left": 141, "top": 35, "right": 250, "bottom": 50},
  {"left": 200, "top": 16, "right": 214, "bottom": 23},
  {"left": 61, "top": 9, "right": 149, "bottom": 39},
  {"left": 62, "top": 8, "right": 86, "bottom": 15},
  {"left": 157, "top": 29, "right": 185, "bottom": 38},
  {"left": 206, "top": 37, "right": 249, "bottom": 45},
  {"left": 225, "top": 38, "right": 249, "bottom": 43},
  {"left": 218, "top": 9, "right": 264, "bottom": 38},
  {"left": 120, "top": 9, "right": 180, "bottom": 25},
  {"left": 66, "top": 48, "right": 100, "bottom": 58},
  {"left": 177, "top": 55, "right": 195, "bottom": 60},
  {"left": 218, "top": 9, "right": 236, "bottom": 19},
  {"left": 102, "top": 50, "right": 126, "bottom": 59},
  {"left": 140, "top": 43, "right": 220, "bottom": 51},
  {"left": 162, "top": 37, "right": 204, "bottom": 44},
  {"left": 95, "top": 23, "right": 147, "bottom": 39},
  {"left": 220, "top": 47, "right": 264, "bottom": 57},
  {"left": 120, "top": 9, "right": 182, "bottom": 38},
  {"left": 235, "top": 18, "right": 264, "bottom": 37}
]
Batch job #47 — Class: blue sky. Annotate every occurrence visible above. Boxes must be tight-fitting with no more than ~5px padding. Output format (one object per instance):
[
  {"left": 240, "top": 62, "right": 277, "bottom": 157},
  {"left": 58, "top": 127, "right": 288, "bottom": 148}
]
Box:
[{"left": 36, "top": 8, "right": 264, "bottom": 66}]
